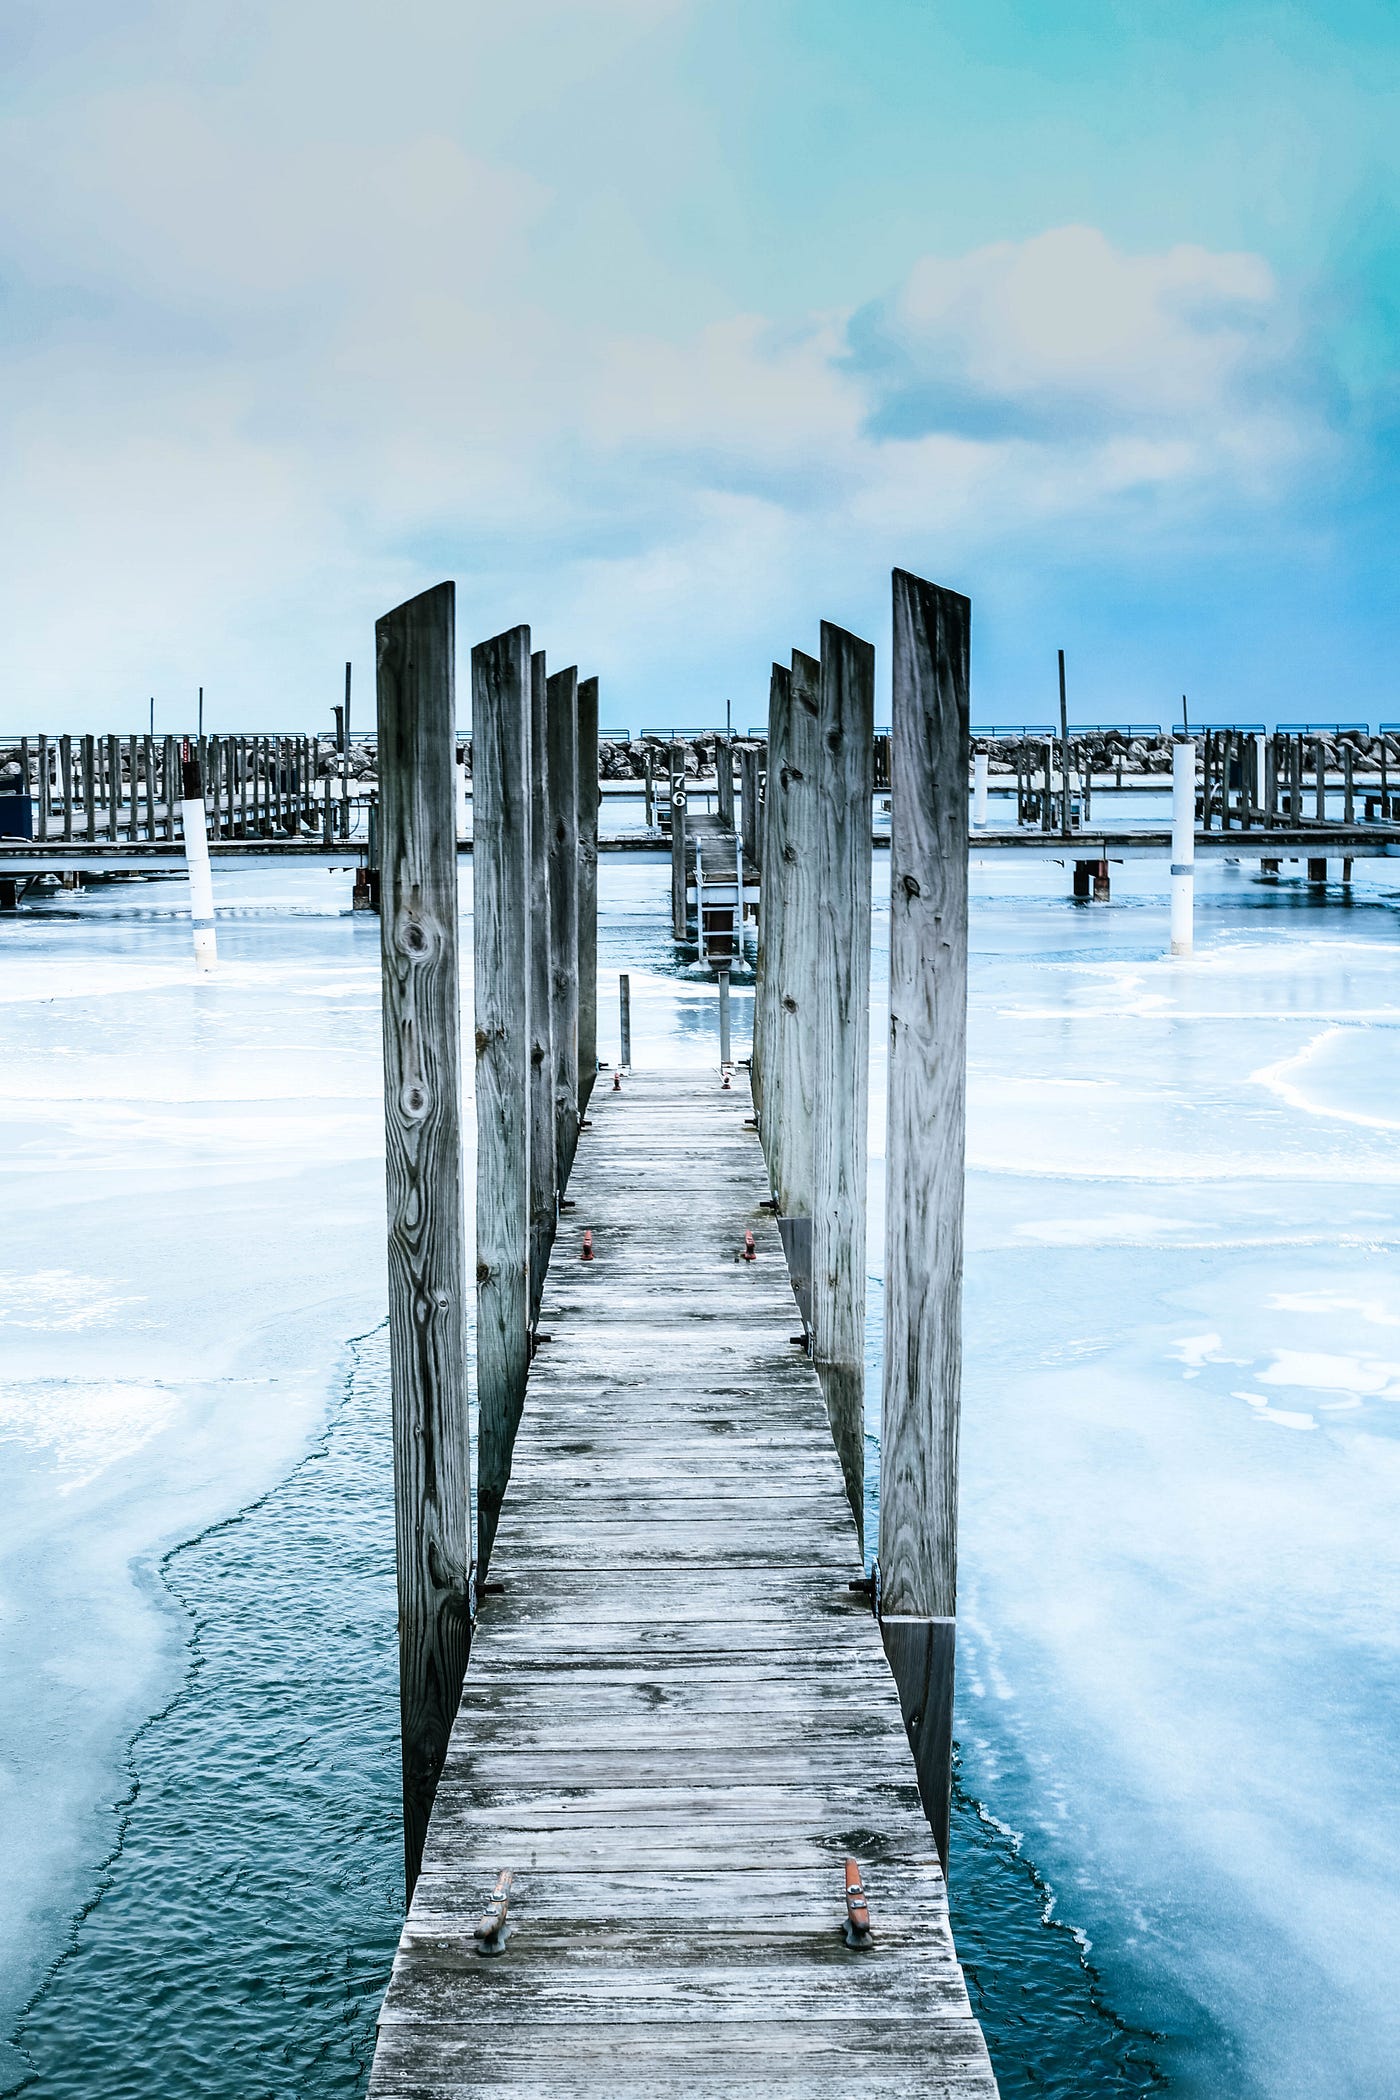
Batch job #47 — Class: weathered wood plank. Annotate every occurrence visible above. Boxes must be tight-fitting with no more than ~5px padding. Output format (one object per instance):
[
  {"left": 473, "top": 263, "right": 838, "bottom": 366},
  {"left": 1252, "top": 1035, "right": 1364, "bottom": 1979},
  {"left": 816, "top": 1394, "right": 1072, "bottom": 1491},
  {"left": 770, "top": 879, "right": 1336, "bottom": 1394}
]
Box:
[
  {"left": 811, "top": 621, "right": 875, "bottom": 1527},
  {"left": 880, "top": 570, "right": 971, "bottom": 1868},
  {"left": 528, "top": 650, "right": 555, "bottom": 1325},
  {"left": 471, "top": 625, "right": 533, "bottom": 1564},
  {"left": 576, "top": 675, "right": 599, "bottom": 1113},
  {"left": 546, "top": 665, "right": 580, "bottom": 1183},
  {"left": 372, "top": 1066, "right": 996, "bottom": 2097},
  {"left": 376, "top": 579, "right": 474, "bottom": 1894}
]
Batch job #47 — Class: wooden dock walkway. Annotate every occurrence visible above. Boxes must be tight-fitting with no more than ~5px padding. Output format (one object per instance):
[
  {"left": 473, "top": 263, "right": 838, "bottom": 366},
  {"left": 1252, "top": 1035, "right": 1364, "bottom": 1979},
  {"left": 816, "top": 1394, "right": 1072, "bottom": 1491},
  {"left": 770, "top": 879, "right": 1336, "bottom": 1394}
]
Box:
[{"left": 369, "top": 1066, "right": 998, "bottom": 2098}]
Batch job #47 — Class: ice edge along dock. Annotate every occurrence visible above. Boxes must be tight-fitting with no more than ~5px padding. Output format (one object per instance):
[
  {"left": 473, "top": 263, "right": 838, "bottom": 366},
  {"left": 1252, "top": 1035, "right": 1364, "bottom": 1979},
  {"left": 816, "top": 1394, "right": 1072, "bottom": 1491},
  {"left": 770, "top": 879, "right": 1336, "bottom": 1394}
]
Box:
[{"left": 370, "top": 577, "right": 998, "bottom": 2093}]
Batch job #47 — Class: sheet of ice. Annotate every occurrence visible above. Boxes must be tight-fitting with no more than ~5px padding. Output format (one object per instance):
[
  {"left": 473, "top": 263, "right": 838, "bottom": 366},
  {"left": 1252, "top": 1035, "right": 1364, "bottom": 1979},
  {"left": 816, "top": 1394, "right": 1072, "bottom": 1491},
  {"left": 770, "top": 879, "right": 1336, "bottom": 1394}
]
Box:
[
  {"left": 0, "top": 866, "right": 396, "bottom": 2053},
  {"left": 884, "top": 854, "right": 1400, "bottom": 2099}
]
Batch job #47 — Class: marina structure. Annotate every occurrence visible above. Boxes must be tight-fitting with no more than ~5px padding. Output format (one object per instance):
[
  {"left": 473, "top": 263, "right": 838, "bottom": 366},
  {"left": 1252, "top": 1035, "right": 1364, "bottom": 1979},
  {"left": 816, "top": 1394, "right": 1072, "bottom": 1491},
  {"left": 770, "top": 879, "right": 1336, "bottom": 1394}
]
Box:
[{"left": 364, "top": 573, "right": 998, "bottom": 2094}]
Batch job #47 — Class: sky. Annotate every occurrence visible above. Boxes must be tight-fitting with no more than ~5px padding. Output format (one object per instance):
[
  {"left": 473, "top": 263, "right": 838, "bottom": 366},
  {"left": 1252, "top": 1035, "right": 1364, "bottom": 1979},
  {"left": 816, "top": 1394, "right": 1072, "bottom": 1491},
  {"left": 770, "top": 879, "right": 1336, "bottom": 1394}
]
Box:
[{"left": 2, "top": 0, "right": 1399, "bottom": 732}]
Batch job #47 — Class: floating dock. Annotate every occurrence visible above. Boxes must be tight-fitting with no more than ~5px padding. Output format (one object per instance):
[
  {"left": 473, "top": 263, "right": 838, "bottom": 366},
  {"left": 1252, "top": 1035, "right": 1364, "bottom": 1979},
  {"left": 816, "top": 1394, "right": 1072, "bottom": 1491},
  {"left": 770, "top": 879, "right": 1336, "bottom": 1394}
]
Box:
[{"left": 369, "top": 1067, "right": 998, "bottom": 2098}]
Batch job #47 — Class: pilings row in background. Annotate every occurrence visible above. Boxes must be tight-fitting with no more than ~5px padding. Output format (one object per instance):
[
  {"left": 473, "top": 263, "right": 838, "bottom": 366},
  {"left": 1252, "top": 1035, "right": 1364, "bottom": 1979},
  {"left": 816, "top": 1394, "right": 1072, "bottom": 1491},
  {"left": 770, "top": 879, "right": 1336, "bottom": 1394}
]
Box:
[
  {"left": 0, "top": 731, "right": 349, "bottom": 844},
  {"left": 748, "top": 573, "right": 969, "bottom": 1867},
  {"left": 374, "top": 584, "right": 599, "bottom": 1895}
]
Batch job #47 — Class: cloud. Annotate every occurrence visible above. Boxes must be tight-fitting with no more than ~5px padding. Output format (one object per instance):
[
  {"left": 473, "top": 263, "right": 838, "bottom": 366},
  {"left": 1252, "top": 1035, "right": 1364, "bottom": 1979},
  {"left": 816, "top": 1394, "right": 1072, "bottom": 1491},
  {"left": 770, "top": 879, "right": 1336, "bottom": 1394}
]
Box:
[{"left": 0, "top": 9, "right": 1341, "bottom": 725}]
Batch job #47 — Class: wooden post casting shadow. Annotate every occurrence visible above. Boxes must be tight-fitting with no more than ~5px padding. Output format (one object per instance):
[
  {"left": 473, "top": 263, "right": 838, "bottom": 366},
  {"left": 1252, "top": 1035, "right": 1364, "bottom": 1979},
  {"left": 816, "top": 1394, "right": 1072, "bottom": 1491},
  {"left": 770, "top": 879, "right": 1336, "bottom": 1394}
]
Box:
[
  {"left": 576, "top": 675, "right": 600, "bottom": 1113},
  {"left": 811, "top": 620, "right": 875, "bottom": 1535},
  {"left": 879, "top": 568, "right": 970, "bottom": 1871},
  {"left": 472, "top": 624, "right": 533, "bottom": 1570},
  {"left": 376, "top": 579, "right": 474, "bottom": 1896},
  {"left": 771, "top": 648, "right": 821, "bottom": 1223}
]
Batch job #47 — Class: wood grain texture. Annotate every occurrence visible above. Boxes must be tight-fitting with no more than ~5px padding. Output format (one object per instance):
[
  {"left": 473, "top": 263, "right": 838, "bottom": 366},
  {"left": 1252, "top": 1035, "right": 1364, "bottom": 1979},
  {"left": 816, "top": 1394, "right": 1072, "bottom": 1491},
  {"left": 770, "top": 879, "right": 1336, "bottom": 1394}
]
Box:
[
  {"left": 369, "top": 1067, "right": 997, "bottom": 2098},
  {"left": 575, "top": 676, "right": 599, "bottom": 1113},
  {"left": 878, "top": 572, "right": 969, "bottom": 1621},
  {"left": 528, "top": 651, "right": 556, "bottom": 1325},
  {"left": 546, "top": 666, "right": 580, "bottom": 1185},
  {"left": 471, "top": 625, "right": 532, "bottom": 1566},
  {"left": 770, "top": 649, "right": 821, "bottom": 1219},
  {"left": 752, "top": 666, "right": 789, "bottom": 1144},
  {"left": 376, "top": 579, "right": 474, "bottom": 1896},
  {"left": 811, "top": 621, "right": 874, "bottom": 1383}
]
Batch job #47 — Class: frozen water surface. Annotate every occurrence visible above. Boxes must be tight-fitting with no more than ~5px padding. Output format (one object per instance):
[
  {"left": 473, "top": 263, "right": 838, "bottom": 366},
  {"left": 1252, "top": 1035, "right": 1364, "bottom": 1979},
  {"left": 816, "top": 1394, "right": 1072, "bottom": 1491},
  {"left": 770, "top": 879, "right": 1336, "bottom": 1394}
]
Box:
[{"left": 2, "top": 847, "right": 1398, "bottom": 2097}]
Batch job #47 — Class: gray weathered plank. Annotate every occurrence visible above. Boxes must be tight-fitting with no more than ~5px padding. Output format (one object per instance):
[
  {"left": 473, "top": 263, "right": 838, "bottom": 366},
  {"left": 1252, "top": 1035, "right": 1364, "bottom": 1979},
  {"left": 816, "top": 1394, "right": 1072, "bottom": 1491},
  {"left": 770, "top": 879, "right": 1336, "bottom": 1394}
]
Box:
[
  {"left": 376, "top": 579, "right": 474, "bottom": 1893},
  {"left": 372, "top": 1065, "right": 996, "bottom": 2097},
  {"left": 471, "top": 625, "right": 533, "bottom": 1564},
  {"left": 879, "top": 570, "right": 971, "bottom": 1868}
]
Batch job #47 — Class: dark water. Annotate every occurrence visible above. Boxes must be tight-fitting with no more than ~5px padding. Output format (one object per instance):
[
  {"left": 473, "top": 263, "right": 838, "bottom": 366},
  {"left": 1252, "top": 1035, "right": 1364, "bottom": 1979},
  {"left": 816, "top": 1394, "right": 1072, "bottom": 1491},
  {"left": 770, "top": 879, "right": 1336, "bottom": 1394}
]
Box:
[{"left": 5, "top": 1321, "right": 1162, "bottom": 2099}]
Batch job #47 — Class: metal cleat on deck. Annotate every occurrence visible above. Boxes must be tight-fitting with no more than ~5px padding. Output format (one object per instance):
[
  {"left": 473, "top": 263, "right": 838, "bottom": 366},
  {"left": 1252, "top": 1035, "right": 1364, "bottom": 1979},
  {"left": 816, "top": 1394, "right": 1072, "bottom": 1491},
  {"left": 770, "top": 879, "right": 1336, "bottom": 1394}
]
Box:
[
  {"left": 474, "top": 1869, "right": 514, "bottom": 1956},
  {"left": 581, "top": 1229, "right": 594, "bottom": 1262},
  {"left": 742, "top": 1230, "right": 756, "bottom": 1262},
  {"left": 843, "top": 1858, "right": 873, "bottom": 1949}
]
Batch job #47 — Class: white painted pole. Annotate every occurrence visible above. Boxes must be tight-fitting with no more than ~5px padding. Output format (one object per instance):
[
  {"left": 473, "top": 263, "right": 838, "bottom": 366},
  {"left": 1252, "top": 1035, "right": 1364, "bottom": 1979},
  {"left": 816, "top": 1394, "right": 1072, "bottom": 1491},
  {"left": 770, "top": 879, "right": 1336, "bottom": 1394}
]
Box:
[
  {"left": 972, "top": 748, "right": 989, "bottom": 828},
  {"left": 1170, "top": 735, "right": 1195, "bottom": 957},
  {"left": 180, "top": 742, "right": 217, "bottom": 971}
]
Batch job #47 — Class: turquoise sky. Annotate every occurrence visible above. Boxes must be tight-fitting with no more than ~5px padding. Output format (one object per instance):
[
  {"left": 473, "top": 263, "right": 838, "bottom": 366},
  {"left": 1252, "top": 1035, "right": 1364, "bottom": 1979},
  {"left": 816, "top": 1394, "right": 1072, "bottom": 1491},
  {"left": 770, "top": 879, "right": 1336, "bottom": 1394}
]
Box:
[{"left": 1, "top": 0, "right": 1398, "bottom": 727}]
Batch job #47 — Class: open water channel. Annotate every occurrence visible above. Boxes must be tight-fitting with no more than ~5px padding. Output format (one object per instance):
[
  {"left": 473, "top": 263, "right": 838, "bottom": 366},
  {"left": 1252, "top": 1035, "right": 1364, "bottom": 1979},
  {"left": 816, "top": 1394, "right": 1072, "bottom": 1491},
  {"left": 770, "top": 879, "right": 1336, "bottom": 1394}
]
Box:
[{"left": 1, "top": 845, "right": 1397, "bottom": 2097}]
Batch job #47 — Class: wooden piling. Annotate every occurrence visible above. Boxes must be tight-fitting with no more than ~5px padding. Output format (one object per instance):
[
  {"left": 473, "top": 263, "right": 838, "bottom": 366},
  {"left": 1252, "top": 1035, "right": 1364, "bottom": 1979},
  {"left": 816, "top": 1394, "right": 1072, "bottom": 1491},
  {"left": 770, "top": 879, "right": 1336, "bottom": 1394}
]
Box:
[
  {"left": 811, "top": 621, "right": 875, "bottom": 1530},
  {"left": 576, "top": 676, "right": 600, "bottom": 1114},
  {"left": 619, "top": 971, "right": 632, "bottom": 1068},
  {"left": 769, "top": 649, "right": 821, "bottom": 1221},
  {"left": 752, "top": 668, "right": 790, "bottom": 1141},
  {"left": 472, "top": 626, "right": 534, "bottom": 1566},
  {"left": 716, "top": 734, "right": 735, "bottom": 829},
  {"left": 669, "top": 740, "right": 688, "bottom": 941},
  {"left": 375, "top": 578, "right": 474, "bottom": 1897},
  {"left": 546, "top": 665, "right": 580, "bottom": 1183},
  {"left": 879, "top": 569, "right": 971, "bottom": 1869},
  {"left": 528, "top": 652, "right": 556, "bottom": 1325}
]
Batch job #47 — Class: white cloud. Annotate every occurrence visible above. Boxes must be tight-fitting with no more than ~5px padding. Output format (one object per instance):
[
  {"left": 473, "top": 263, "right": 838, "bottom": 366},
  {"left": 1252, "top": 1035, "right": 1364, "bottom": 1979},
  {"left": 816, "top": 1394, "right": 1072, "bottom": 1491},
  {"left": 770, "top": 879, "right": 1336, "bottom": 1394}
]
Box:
[{"left": 0, "top": 12, "right": 1337, "bottom": 725}]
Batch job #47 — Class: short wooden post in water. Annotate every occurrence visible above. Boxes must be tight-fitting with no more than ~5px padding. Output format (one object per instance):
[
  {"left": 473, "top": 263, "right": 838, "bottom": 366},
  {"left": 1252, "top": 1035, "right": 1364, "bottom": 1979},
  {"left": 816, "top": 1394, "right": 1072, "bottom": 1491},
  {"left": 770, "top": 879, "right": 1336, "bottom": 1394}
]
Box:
[
  {"left": 576, "top": 676, "right": 600, "bottom": 1113},
  {"left": 180, "top": 741, "right": 217, "bottom": 971},
  {"left": 879, "top": 568, "right": 971, "bottom": 1871},
  {"left": 528, "top": 651, "right": 556, "bottom": 1325},
  {"left": 1171, "top": 736, "right": 1195, "bottom": 957},
  {"left": 472, "top": 625, "right": 533, "bottom": 1566},
  {"left": 375, "top": 579, "right": 474, "bottom": 1896},
  {"left": 546, "top": 665, "right": 580, "bottom": 1184},
  {"left": 811, "top": 620, "right": 875, "bottom": 1530}
]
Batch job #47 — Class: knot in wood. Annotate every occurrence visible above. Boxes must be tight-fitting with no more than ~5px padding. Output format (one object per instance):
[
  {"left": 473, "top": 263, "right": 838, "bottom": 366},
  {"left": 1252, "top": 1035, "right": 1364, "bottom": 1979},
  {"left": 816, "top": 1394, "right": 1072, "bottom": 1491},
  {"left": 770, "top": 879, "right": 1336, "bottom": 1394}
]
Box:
[
  {"left": 402, "top": 1080, "right": 428, "bottom": 1118},
  {"left": 902, "top": 873, "right": 922, "bottom": 899},
  {"left": 474, "top": 1027, "right": 490, "bottom": 1056},
  {"left": 476, "top": 1259, "right": 491, "bottom": 1283},
  {"left": 782, "top": 844, "right": 798, "bottom": 864},
  {"left": 402, "top": 919, "right": 429, "bottom": 955},
  {"left": 782, "top": 994, "right": 798, "bottom": 1014}
]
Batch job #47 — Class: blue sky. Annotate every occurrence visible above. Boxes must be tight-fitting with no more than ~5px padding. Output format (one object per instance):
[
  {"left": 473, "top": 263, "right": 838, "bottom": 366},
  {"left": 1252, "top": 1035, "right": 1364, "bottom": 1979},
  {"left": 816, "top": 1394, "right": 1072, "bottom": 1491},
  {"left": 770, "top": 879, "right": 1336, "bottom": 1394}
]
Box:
[{"left": 1, "top": 0, "right": 1398, "bottom": 730}]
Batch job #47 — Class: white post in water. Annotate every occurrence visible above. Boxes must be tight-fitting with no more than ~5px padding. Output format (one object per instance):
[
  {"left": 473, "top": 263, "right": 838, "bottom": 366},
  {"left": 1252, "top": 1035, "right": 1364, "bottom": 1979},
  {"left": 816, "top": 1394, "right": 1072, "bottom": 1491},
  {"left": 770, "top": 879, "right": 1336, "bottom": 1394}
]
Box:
[
  {"left": 180, "top": 740, "right": 216, "bottom": 970},
  {"left": 972, "top": 748, "right": 988, "bottom": 828},
  {"left": 1171, "top": 734, "right": 1195, "bottom": 957}
]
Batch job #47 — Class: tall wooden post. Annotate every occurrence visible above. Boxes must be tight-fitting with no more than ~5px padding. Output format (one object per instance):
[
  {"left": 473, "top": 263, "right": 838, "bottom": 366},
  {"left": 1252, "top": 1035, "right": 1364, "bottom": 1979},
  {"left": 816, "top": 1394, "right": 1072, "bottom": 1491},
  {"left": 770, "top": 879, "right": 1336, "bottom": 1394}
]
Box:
[
  {"left": 375, "top": 579, "right": 474, "bottom": 1897},
  {"left": 472, "top": 624, "right": 533, "bottom": 1566},
  {"left": 716, "top": 735, "right": 735, "bottom": 829},
  {"left": 879, "top": 569, "right": 971, "bottom": 1871},
  {"left": 547, "top": 666, "right": 580, "bottom": 1184},
  {"left": 738, "top": 743, "right": 759, "bottom": 873},
  {"left": 670, "top": 740, "right": 688, "bottom": 940},
  {"left": 752, "top": 670, "right": 790, "bottom": 1138},
  {"left": 528, "top": 651, "right": 556, "bottom": 1324},
  {"left": 576, "top": 676, "right": 600, "bottom": 1113},
  {"left": 811, "top": 622, "right": 875, "bottom": 1529},
  {"left": 769, "top": 649, "right": 820, "bottom": 1221}
]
